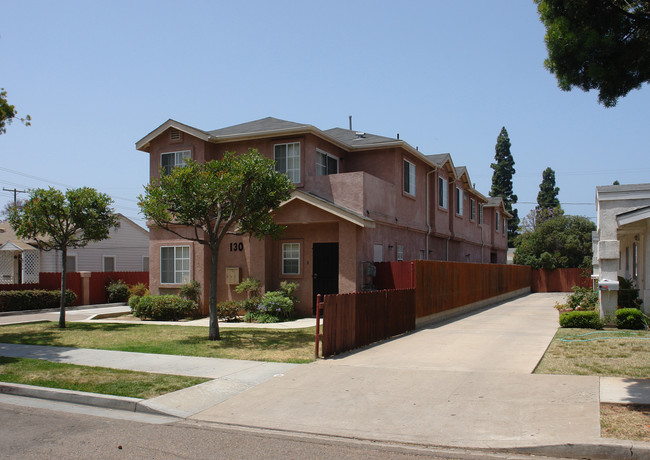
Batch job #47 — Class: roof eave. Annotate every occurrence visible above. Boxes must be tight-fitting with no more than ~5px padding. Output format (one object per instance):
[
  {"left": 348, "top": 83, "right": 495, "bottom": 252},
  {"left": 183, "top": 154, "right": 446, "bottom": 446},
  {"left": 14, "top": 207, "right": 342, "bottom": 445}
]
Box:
[{"left": 136, "top": 119, "right": 212, "bottom": 152}]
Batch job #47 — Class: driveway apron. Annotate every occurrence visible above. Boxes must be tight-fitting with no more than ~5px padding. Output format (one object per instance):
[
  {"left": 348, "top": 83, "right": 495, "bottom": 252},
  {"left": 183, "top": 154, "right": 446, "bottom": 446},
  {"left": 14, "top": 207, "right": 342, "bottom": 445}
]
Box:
[{"left": 191, "top": 293, "right": 602, "bottom": 449}]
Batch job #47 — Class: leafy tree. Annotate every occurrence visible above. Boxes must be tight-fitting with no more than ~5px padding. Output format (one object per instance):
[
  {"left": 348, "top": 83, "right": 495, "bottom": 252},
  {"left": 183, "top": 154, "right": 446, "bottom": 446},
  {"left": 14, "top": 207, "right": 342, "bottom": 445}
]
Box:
[
  {"left": 0, "top": 88, "right": 31, "bottom": 134},
  {"left": 9, "top": 187, "right": 119, "bottom": 327},
  {"left": 490, "top": 127, "right": 519, "bottom": 246},
  {"left": 519, "top": 206, "right": 564, "bottom": 234},
  {"left": 537, "top": 167, "right": 561, "bottom": 210},
  {"left": 535, "top": 0, "right": 650, "bottom": 107},
  {"left": 514, "top": 214, "right": 595, "bottom": 269},
  {"left": 1, "top": 199, "right": 24, "bottom": 219},
  {"left": 138, "top": 149, "right": 294, "bottom": 341}
]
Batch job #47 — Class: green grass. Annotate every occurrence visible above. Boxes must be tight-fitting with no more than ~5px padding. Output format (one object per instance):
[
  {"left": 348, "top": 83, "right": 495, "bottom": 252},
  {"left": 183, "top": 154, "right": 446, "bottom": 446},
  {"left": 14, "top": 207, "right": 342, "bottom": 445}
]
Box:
[
  {"left": 0, "top": 322, "right": 316, "bottom": 363},
  {"left": 534, "top": 328, "right": 650, "bottom": 378},
  {"left": 0, "top": 356, "right": 208, "bottom": 398}
]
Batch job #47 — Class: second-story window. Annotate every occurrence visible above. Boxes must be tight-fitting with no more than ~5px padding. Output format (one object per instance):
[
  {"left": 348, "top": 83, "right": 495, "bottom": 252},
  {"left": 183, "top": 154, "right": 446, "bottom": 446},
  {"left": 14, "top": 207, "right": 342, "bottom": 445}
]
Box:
[
  {"left": 479, "top": 204, "right": 484, "bottom": 224},
  {"left": 438, "top": 177, "right": 448, "bottom": 209},
  {"left": 161, "top": 150, "right": 191, "bottom": 175},
  {"left": 496, "top": 211, "right": 500, "bottom": 231},
  {"left": 455, "top": 187, "right": 463, "bottom": 215},
  {"left": 316, "top": 150, "right": 338, "bottom": 176},
  {"left": 274, "top": 143, "right": 300, "bottom": 183},
  {"left": 470, "top": 198, "right": 476, "bottom": 221},
  {"left": 403, "top": 160, "right": 415, "bottom": 196}
]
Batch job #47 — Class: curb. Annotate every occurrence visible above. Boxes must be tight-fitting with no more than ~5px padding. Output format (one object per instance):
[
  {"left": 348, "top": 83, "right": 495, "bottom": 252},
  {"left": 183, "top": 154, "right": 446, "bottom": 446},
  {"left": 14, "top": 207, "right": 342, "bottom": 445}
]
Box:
[
  {"left": 1, "top": 382, "right": 649, "bottom": 458},
  {"left": 505, "top": 441, "right": 650, "bottom": 459},
  {"left": 0, "top": 303, "right": 127, "bottom": 317},
  {"left": 0, "top": 382, "right": 175, "bottom": 417}
]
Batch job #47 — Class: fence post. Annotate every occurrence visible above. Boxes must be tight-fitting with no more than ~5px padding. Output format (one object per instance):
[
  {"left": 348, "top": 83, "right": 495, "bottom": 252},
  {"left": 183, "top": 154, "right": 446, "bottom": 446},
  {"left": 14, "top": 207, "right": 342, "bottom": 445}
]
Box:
[
  {"left": 315, "top": 294, "right": 322, "bottom": 359},
  {"left": 410, "top": 261, "right": 416, "bottom": 289},
  {"left": 79, "top": 271, "right": 91, "bottom": 305}
]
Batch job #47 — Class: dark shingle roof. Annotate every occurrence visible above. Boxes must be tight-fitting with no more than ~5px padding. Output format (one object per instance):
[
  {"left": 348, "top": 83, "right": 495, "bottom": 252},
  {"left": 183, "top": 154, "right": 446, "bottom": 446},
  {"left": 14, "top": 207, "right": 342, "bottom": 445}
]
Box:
[
  {"left": 324, "top": 127, "right": 400, "bottom": 148},
  {"left": 208, "top": 117, "right": 309, "bottom": 137}
]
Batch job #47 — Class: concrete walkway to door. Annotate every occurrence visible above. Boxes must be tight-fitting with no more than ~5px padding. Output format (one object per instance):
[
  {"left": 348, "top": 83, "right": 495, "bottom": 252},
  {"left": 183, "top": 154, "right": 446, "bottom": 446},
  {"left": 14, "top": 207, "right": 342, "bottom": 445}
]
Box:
[{"left": 191, "top": 293, "right": 643, "bottom": 455}]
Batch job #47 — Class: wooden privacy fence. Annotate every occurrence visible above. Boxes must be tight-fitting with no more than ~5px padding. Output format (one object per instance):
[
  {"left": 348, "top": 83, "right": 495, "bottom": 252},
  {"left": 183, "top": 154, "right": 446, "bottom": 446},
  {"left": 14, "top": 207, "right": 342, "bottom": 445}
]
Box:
[
  {"left": 320, "top": 289, "right": 415, "bottom": 358},
  {"left": 413, "top": 261, "right": 531, "bottom": 318},
  {"left": 532, "top": 268, "right": 592, "bottom": 292},
  {"left": 0, "top": 271, "right": 148, "bottom": 306}
]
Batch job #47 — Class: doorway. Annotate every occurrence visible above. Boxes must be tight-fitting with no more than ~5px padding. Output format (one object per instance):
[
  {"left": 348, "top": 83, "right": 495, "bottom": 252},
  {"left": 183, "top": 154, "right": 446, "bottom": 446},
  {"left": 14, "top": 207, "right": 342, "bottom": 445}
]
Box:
[{"left": 312, "top": 243, "right": 339, "bottom": 314}]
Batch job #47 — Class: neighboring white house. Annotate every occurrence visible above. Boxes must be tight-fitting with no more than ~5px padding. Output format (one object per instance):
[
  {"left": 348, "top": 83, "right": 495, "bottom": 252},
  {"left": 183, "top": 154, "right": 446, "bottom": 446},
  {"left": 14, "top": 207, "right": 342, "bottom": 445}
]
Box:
[
  {"left": 594, "top": 183, "right": 650, "bottom": 319},
  {"left": 0, "top": 214, "right": 149, "bottom": 284}
]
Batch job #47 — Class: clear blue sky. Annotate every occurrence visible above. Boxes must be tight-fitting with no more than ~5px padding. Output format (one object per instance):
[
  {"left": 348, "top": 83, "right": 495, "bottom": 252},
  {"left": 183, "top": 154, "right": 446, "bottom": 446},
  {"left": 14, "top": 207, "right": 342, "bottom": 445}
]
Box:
[{"left": 2, "top": 1, "right": 649, "bottom": 229}]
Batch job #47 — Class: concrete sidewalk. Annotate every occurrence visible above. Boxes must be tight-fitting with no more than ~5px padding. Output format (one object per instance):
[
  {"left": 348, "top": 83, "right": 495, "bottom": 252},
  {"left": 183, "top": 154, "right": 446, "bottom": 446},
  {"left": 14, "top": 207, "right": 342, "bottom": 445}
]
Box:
[
  {"left": 1, "top": 293, "right": 649, "bottom": 458},
  {"left": 0, "top": 304, "right": 319, "bottom": 329},
  {"left": 189, "top": 293, "right": 650, "bottom": 457}
]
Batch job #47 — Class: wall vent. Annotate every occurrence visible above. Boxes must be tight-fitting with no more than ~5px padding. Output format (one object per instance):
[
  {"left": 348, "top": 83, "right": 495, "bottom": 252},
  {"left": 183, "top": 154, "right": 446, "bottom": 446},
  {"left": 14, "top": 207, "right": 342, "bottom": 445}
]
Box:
[{"left": 170, "top": 129, "right": 181, "bottom": 141}]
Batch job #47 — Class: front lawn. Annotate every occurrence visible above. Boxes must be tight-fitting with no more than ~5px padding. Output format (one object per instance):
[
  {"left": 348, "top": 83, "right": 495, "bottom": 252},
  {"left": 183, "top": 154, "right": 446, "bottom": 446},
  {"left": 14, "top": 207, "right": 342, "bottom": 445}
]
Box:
[
  {"left": 0, "top": 322, "right": 316, "bottom": 364},
  {"left": 0, "top": 356, "right": 208, "bottom": 398},
  {"left": 534, "top": 328, "right": 650, "bottom": 378}
]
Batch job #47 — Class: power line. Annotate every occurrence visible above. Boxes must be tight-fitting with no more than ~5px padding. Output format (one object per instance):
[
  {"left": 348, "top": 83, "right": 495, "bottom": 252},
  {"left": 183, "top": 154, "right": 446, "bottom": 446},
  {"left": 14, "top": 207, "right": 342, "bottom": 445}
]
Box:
[{"left": 2, "top": 187, "right": 27, "bottom": 204}]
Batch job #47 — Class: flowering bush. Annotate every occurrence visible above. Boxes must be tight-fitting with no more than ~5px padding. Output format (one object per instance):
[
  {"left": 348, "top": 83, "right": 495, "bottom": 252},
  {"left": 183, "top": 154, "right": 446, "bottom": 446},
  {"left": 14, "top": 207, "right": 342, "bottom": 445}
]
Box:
[
  {"left": 244, "top": 291, "right": 295, "bottom": 323},
  {"left": 555, "top": 286, "right": 598, "bottom": 311}
]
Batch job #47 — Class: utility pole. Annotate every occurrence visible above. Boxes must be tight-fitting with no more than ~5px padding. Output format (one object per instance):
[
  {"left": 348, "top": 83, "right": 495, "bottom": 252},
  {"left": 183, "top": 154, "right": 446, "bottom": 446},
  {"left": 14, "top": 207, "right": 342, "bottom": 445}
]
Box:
[
  {"left": 3, "top": 187, "right": 27, "bottom": 204},
  {"left": 3, "top": 187, "right": 27, "bottom": 205}
]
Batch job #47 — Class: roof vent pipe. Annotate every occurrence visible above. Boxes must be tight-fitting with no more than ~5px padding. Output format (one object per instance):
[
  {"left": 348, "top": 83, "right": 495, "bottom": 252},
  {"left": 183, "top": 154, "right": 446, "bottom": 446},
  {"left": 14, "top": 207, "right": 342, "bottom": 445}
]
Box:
[
  {"left": 397, "top": 133, "right": 400, "bottom": 140},
  {"left": 349, "top": 115, "right": 352, "bottom": 131}
]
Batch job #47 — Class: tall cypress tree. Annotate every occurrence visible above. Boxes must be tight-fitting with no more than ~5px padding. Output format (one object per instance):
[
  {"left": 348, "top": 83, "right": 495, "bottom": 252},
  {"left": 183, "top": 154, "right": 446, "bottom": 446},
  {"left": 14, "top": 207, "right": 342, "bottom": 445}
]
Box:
[
  {"left": 490, "top": 127, "right": 519, "bottom": 247},
  {"left": 537, "top": 167, "right": 560, "bottom": 210}
]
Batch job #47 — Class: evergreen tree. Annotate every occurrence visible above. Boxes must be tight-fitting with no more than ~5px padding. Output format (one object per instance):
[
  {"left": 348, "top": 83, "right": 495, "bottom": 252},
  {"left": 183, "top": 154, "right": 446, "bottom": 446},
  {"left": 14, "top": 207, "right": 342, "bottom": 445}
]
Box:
[
  {"left": 490, "top": 127, "right": 519, "bottom": 247},
  {"left": 537, "top": 167, "right": 560, "bottom": 210}
]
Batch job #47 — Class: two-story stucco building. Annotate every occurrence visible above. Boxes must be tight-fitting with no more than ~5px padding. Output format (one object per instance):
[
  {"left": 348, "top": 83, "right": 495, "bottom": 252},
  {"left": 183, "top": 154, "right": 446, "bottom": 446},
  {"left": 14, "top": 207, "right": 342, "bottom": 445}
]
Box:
[{"left": 136, "top": 117, "right": 510, "bottom": 316}]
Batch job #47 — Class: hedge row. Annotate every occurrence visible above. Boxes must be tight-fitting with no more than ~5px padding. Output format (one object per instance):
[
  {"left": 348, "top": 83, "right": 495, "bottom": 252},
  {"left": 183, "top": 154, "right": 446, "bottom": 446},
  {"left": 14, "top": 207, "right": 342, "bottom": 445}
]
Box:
[{"left": 0, "top": 290, "right": 78, "bottom": 312}]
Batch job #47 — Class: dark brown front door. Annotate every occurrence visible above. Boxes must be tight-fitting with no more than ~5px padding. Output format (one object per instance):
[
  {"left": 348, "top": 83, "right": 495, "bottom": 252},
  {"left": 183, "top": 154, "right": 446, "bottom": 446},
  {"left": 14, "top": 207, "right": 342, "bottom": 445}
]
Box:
[{"left": 312, "top": 243, "right": 339, "bottom": 314}]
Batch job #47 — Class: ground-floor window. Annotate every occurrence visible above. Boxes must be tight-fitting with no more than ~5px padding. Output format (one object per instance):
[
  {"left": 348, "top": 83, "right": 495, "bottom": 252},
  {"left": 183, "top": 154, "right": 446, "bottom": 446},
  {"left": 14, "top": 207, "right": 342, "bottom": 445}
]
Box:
[
  {"left": 282, "top": 242, "right": 300, "bottom": 275},
  {"left": 160, "top": 246, "right": 190, "bottom": 284}
]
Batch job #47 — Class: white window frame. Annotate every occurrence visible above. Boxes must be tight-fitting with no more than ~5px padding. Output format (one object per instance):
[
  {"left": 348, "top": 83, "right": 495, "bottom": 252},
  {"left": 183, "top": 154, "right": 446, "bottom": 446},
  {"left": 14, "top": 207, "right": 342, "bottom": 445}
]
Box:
[
  {"left": 160, "top": 246, "right": 190, "bottom": 284},
  {"left": 396, "top": 244, "right": 404, "bottom": 262},
  {"left": 316, "top": 149, "right": 339, "bottom": 176},
  {"left": 103, "top": 255, "right": 116, "bottom": 272},
  {"left": 503, "top": 217, "right": 507, "bottom": 235},
  {"left": 455, "top": 187, "right": 463, "bottom": 216},
  {"left": 479, "top": 204, "right": 484, "bottom": 225},
  {"left": 274, "top": 142, "right": 301, "bottom": 184},
  {"left": 403, "top": 159, "right": 416, "bottom": 196},
  {"left": 161, "top": 150, "right": 191, "bottom": 175},
  {"left": 438, "top": 177, "right": 448, "bottom": 209},
  {"left": 281, "top": 242, "right": 300, "bottom": 275}
]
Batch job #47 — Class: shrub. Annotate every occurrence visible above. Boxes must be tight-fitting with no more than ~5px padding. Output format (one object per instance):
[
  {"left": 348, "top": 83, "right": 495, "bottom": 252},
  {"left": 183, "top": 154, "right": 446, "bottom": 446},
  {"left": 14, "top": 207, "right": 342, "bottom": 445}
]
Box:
[
  {"left": 279, "top": 281, "right": 299, "bottom": 304},
  {"left": 559, "top": 310, "right": 603, "bottom": 329},
  {"left": 128, "top": 283, "right": 149, "bottom": 297},
  {"left": 106, "top": 279, "right": 130, "bottom": 303},
  {"left": 131, "top": 295, "right": 198, "bottom": 321},
  {"left": 128, "top": 294, "right": 142, "bottom": 312},
  {"left": 556, "top": 286, "right": 599, "bottom": 311},
  {"left": 245, "top": 291, "right": 295, "bottom": 323},
  {"left": 235, "top": 277, "right": 261, "bottom": 298},
  {"left": 0, "top": 290, "right": 77, "bottom": 312},
  {"left": 616, "top": 308, "right": 649, "bottom": 330},
  {"left": 216, "top": 300, "right": 241, "bottom": 322},
  {"left": 179, "top": 280, "right": 201, "bottom": 304}
]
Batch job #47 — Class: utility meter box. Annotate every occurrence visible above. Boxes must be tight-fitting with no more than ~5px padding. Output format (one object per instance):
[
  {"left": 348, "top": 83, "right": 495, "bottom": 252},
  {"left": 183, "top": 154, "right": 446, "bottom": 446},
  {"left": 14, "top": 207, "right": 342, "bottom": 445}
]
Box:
[
  {"left": 598, "top": 279, "right": 619, "bottom": 291},
  {"left": 225, "top": 267, "right": 240, "bottom": 285}
]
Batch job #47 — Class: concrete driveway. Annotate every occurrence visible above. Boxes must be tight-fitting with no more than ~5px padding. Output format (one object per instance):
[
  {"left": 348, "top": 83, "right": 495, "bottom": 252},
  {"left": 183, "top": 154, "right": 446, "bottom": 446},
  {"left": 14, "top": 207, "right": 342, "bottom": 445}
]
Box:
[{"left": 192, "top": 293, "right": 603, "bottom": 450}]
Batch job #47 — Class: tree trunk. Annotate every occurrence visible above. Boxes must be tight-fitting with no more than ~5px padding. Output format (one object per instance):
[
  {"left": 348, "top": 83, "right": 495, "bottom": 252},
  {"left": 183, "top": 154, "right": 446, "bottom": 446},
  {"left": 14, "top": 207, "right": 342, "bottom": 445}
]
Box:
[
  {"left": 59, "top": 247, "right": 67, "bottom": 328},
  {"left": 208, "top": 245, "right": 221, "bottom": 340}
]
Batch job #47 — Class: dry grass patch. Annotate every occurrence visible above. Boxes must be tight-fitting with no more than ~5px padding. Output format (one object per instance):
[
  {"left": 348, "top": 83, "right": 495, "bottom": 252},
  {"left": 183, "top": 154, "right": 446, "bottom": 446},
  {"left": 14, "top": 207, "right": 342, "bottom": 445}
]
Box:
[
  {"left": 0, "top": 357, "right": 208, "bottom": 398},
  {"left": 534, "top": 328, "right": 650, "bottom": 378},
  {"left": 601, "top": 404, "right": 650, "bottom": 442},
  {"left": 0, "top": 322, "right": 315, "bottom": 363}
]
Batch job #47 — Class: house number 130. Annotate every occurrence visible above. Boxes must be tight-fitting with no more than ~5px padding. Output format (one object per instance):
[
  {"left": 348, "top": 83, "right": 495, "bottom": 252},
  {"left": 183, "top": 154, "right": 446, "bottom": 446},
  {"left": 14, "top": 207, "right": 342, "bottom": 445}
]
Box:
[{"left": 230, "top": 242, "right": 244, "bottom": 252}]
